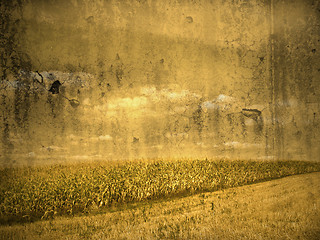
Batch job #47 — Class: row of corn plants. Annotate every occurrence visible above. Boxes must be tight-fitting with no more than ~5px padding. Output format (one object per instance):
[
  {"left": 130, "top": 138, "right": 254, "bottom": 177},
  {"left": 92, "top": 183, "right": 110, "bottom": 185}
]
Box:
[{"left": 1, "top": 159, "right": 320, "bottom": 224}]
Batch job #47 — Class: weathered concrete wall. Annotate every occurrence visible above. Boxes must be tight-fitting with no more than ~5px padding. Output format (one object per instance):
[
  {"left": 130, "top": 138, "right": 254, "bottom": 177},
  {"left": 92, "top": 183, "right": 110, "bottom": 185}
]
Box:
[
  {"left": 271, "top": 0, "right": 320, "bottom": 161},
  {"left": 0, "top": 0, "right": 319, "bottom": 165}
]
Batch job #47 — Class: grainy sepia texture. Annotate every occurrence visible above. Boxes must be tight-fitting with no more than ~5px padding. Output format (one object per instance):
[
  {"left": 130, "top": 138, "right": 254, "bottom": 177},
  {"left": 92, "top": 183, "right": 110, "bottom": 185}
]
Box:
[
  {"left": 1, "top": 0, "right": 319, "bottom": 165},
  {"left": 1, "top": 0, "right": 320, "bottom": 239}
]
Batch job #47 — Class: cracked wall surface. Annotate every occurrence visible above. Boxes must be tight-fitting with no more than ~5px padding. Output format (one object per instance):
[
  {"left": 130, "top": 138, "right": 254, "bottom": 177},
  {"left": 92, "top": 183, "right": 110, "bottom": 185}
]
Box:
[{"left": 0, "top": 0, "right": 319, "bottom": 166}]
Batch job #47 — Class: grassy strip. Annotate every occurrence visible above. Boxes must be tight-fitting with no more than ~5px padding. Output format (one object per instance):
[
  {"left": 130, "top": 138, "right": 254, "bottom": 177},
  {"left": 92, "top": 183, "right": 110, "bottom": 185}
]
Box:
[{"left": 0, "top": 159, "right": 320, "bottom": 224}]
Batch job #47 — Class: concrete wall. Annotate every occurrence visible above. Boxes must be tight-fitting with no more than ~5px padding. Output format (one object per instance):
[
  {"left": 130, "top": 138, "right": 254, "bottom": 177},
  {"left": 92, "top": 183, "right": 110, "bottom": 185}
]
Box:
[{"left": 0, "top": 0, "right": 319, "bottom": 166}]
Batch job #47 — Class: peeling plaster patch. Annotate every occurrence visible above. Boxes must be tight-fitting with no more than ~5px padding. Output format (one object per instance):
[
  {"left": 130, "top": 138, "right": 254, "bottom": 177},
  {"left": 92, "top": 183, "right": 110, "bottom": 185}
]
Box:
[
  {"left": 82, "top": 98, "right": 91, "bottom": 106},
  {"left": 68, "top": 135, "right": 113, "bottom": 142},
  {"left": 196, "top": 142, "right": 206, "bottom": 147},
  {"left": 163, "top": 89, "right": 190, "bottom": 100},
  {"left": 108, "top": 96, "right": 148, "bottom": 110},
  {"left": 98, "top": 135, "right": 113, "bottom": 141},
  {"left": 276, "top": 99, "right": 298, "bottom": 107},
  {"left": 287, "top": 99, "right": 298, "bottom": 107},
  {"left": 202, "top": 94, "right": 241, "bottom": 112},
  {"left": 31, "top": 71, "right": 92, "bottom": 86},
  {"left": 101, "top": 96, "right": 150, "bottom": 117},
  {"left": 140, "top": 86, "right": 157, "bottom": 95},
  {"left": 161, "top": 89, "right": 201, "bottom": 102},
  {"left": 5, "top": 80, "right": 22, "bottom": 88},
  {"left": 40, "top": 145, "right": 65, "bottom": 152},
  {"left": 245, "top": 118, "right": 256, "bottom": 126},
  {"left": 27, "top": 152, "right": 36, "bottom": 157},
  {"left": 215, "top": 94, "right": 234, "bottom": 103},
  {"left": 140, "top": 86, "right": 201, "bottom": 103},
  {"left": 164, "top": 132, "right": 189, "bottom": 139},
  {"left": 202, "top": 101, "right": 219, "bottom": 110},
  {"left": 224, "top": 141, "right": 242, "bottom": 147},
  {"left": 172, "top": 106, "right": 188, "bottom": 114},
  {"left": 224, "top": 142, "right": 261, "bottom": 149},
  {"left": 88, "top": 86, "right": 203, "bottom": 117},
  {"left": 202, "top": 102, "right": 223, "bottom": 112},
  {"left": 91, "top": 96, "right": 149, "bottom": 117}
]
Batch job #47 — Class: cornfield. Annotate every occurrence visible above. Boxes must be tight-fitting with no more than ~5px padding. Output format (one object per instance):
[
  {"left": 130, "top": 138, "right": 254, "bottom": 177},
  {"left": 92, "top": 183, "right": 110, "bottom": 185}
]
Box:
[{"left": 1, "top": 159, "right": 320, "bottom": 223}]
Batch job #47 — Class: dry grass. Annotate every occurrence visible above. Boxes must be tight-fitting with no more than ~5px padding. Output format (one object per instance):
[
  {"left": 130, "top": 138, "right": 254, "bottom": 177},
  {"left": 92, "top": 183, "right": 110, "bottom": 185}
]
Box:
[{"left": 1, "top": 172, "right": 319, "bottom": 239}]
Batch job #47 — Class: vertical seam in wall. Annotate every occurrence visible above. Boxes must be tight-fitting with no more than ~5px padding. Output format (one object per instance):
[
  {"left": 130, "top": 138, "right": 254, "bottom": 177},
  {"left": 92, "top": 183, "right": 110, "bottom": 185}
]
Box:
[{"left": 270, "top": 0, "right": 276, "bottom": 160}]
